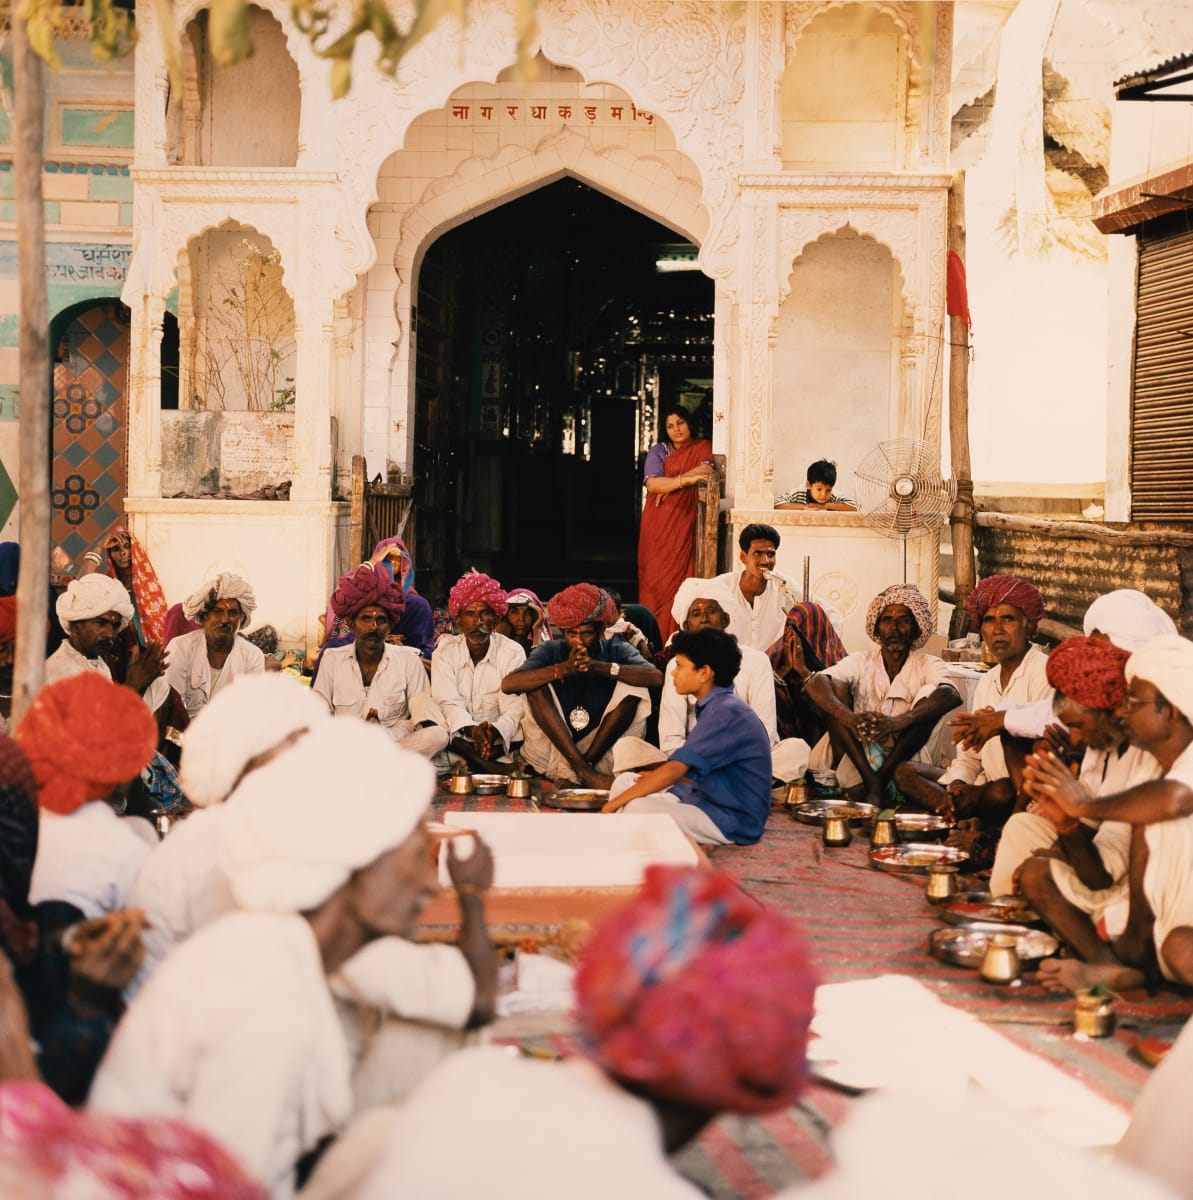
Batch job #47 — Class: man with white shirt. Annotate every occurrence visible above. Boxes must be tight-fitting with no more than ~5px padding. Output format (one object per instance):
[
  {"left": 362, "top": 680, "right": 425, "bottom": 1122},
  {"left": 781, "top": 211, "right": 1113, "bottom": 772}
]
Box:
[
  {"left": 431, "top": 570, "right": 526, "bottom": 770},
  {"left": 711, "top": 523, "right": 795, "bottom": 654}
]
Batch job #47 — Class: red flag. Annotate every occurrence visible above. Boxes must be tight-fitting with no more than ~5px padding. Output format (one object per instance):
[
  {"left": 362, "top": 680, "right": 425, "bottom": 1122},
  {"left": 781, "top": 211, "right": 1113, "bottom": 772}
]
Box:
[{"left": 946, "top": 249, "right": 972, "bottom": 333}]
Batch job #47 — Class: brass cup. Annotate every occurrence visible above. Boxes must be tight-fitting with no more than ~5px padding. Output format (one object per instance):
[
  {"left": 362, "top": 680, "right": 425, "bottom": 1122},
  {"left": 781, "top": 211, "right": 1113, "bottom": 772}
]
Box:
[
  {"left": 447, "top": 772, "right": 475, "bottom": 795},
  {"left": 822, "top": 813, "right": 852, "bottom": 847},
  {"left": 1073, "top": 993, "right": 1117, "bottom": 1037},
  {"left": 924, "top": 863, "right": 959, "bottom": 903},
  {"left": 506, "top": 775, "right": 532, "bottom": 799},
  {"left": 870, "top": 816, "right": 899, "bottom": 848},
  {"left": 979, "top": 933, "right": 1021, "bottom": 984}
]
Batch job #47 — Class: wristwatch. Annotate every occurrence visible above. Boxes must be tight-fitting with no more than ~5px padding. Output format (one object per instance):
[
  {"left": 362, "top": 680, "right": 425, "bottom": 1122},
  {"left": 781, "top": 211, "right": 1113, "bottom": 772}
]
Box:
[{"left": 609, "top": 662, "right": 621, "bottom": 678}]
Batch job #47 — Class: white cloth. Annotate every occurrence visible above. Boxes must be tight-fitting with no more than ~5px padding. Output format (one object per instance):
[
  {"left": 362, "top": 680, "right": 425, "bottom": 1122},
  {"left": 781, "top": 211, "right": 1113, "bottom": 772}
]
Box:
[
  {"left": 430, "top": 633, "right": 526, "bottom": 749},
  {"left": 181, "top": 571, "right": 257, "bottom": 624},
  {"left": 165, "top": 630, "right": 266, "bottom": 721},
  {"left": 658, "top": 644, "right": 777, "bottom": 752},
  {"left": 669, "top": 575, "right": 737, "bottom": 630},
  {"left": 613, "top": 783, "right": 732, "bottom": 846},
  {"left": 1143, "top": 742, "right": 1193, "bottom": 980},
  {"left": 1126, "top": 635, "right": 1193, "bottom": 723},
  {"left": 55, "top": 573, "right": 133, "bottom": 630},
  {"left": 1086, "top": 590, "right": 1178, "bottom": 651},
  {"left": 712, "top": 568, "right": 796, "bottom": 653},
  {"left": 29, "top": 802, "right": 152, "bottom": 920},
  {"left": 313, "top": 643, "right": 431, "bottom": 743},
  {"left": 941, "top": 647, "right": 1052, "bottom": 786},
  {"left": 348, "top": 1047, "right": 705, "bottom": 1200},
  {"left": 823, "top": 649, "right": 953, "bottom": 719},
  {"left": 90, "top": 911, "right": 352, "bottom": 1199},
  {"left": 43, "top": 638, "right": 113, "bottom": 685}
]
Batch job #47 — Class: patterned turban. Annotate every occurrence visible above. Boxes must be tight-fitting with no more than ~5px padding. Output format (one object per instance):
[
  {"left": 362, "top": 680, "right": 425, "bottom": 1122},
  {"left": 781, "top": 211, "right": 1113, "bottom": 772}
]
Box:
[
  {"left": 967, "top": 574, "right": 1044, "bottom": 625},
  {"left": 448, "top": 570, "right": 509, "bottom": 619},
  {"left": 547, "top": 583, "right": 610, "bottom": 631},
  {"left": 865, "top": 584, "right": 933, "bottom": 651},
  {"left": 182, "top": 573, "right": 257, "bottom": 627},
  {"left": 1085, "top": 589, "right": 1178, "bottom": 652},
  {"left": 55, "top": 574, "right": 133, "bottom": 632},
  {"left": 330, "top": 563, "right": 406, "bottom": 625},
  {"left": 1046, "top": 636, "right": 1130, "bottom": 711},
  {"left": 1125, "top": 635, "right": 1193, "bottom": 724},
  {"left": 575, "top": 865, "right": 818, "bottom": 1115},
  {"left": 16, "top": 674, "right": 157, "bottom": 815}
]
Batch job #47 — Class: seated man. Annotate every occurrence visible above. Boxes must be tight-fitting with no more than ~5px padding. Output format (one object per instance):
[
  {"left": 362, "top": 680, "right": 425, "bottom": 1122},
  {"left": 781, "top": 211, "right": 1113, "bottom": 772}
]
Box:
[
  {"left": 1024, "top": 635, "right": 1193, "bottom": 993},
  {"left": 603, "top": 628, "right": 772, "bottom": 845},
  {"left": 775, "top": 457, "right": 857, "bottom": 511},
  {"left": 501, "top": 583, "right": 662, "bottom": 788},
  {"left": 997, "top": 637, "right": 1162, "bottom": 964},
  {"left": 314, "top": 564, "right": 447, "bottom": 758},
  {"left": 895, "top": 575, "right": 1051, "bottom": 822},
  {"left": 711, "top": 523, "right": 795, "bottom": 655},
  {"left": 805, "top": 584, "right": 961, "bottom": 807},
  {"left": 430, "top": 570, "right": 526, "bottom": 771},
  {"left": 164, "top": 573, "right": 265, "bottom": 720}
]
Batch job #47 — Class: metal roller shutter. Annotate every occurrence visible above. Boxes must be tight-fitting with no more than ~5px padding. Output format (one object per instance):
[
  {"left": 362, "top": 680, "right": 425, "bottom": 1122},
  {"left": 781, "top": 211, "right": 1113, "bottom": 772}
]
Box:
[{"left": 1132, "top": 215, "right": 1193, "bottom": 521}]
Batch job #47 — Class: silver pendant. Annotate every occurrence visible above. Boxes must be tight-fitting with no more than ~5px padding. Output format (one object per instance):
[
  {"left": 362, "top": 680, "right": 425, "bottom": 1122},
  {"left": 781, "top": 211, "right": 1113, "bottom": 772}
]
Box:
[{"left": 568, "top": 705, "right": 590, "bottom": 732}]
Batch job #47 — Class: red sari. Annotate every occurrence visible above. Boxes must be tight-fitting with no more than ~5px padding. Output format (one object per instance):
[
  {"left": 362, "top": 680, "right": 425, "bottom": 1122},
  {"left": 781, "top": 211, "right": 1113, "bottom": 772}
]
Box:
[{"left": 637, "top": 438, "right": 714, "bottom": 642}]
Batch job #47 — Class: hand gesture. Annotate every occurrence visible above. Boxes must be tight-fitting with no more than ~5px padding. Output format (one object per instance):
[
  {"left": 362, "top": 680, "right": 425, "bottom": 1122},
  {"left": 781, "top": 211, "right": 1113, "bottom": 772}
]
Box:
[
  {"left": 941, "top": 780, "right": 979, "bottom": 822},
  {"left": 856, "top": 711, "right": 899, "bottom": 744},
  {"left": 124, "top": 641, "right": 165, "bottom": 695},
  {"left": 67, "top": 910, "right": 146, "bottom": 993},
  {"left": 778, "top": 627, "right": 808, "bottom": 679},
  {"left": 949, "top": 707, "right": 1004, "bottom": 751},
  {"left": 1022, "top": 750, "right": 1088, "bottom": 817},
  {"left": 567, "top": 642, "right": 591, "bottom": 674},
  {"left": 471, "top": 722, "right": 504, "bottom": 762},
  {"left": 447, "top": 834, "right": 494, "bottom": 897}
]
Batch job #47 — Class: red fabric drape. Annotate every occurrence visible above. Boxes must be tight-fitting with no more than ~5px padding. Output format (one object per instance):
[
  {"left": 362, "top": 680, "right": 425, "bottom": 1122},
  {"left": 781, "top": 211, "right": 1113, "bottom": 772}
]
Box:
[{"left": 637, "top": 439, "right": 713, "bottom": 642}]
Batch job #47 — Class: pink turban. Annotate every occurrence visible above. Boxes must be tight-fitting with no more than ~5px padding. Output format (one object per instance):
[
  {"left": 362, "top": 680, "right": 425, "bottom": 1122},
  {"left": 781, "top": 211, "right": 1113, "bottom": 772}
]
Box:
[
  {"left": 546, "top": 583, "right": 610, "bottom": 631},
  {"left": 575, "top": 865, "right": 818, "bottom": 1115},
  {"left": 330, "top": 564, "right": 406, "bottom": 625},
  {"left": 865, "top": 584, "right": 933, "bottom": 651},
  {"left": 448, "top": 570, "right": 509, "bottom": 619},
  {"left": 967, "top": 575, "right": 1044, "bottom": 625},
  {"left": 1046, "top": 636, "right": 1130, "bottom": 712}
]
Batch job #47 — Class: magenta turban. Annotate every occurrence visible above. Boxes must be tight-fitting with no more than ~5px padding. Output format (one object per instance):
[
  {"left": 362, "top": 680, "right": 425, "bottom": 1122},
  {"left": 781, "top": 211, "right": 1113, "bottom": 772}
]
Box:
[
  {"left": 546, "top": 583, "right": 610, "bottom": 631},
  {"left": 865, "top": 583, "right": 933, "bottom": 651},
  {"left": 448, "top": 570, "right": 508, "bottom": 619},
  {"left": 330, "top": 564, "right": 406, "bottom": 625},
  {"left": 575, "top": 865, "right": 818, "bottom": 1115},
  {"left": 967, "top": 574, "right": 1044, "bottom": 625},
  {"left": 1046, "top": 636, "right": 1130, "bottom": 711}
]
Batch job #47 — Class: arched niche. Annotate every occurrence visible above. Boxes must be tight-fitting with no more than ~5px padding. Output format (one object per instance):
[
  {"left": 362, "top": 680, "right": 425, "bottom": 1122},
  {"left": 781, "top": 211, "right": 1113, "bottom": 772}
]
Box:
[
  {"left": 781, "top": 5, "right": 914, "bottom": 170},
  {"left": 771, "top": 229, "right": 906, "bottom": 499}
]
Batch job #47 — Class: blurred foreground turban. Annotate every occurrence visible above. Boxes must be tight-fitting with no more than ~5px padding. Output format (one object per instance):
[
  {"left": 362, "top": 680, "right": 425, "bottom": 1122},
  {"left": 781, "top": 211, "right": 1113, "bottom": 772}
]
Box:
[
  {"left": 967, "top": 575, "right": 1044, "bottom": 625},
  {"left": 180, "top": 673, "right": 331, "bottom": 809},
  {"left": 575, "top": 865, "right": 818, "bottom": 1115},
  {"left": 15, "top": 674, "right": 157, "bottom": 815},
  {"left": 448, "top": 570, "right": 508, "bottom": 619},
  {"left": 219, "top": 719, "right": 435, "bottom": 914},
  {"left": 55, "top": 574, "right": 133, "bottom": 632},
  {"left": 181, "top": 572, "right": 256, "bottom": 627},
  {"left": 1085, "top": 589, "right": 1178, "bottom": 653},
  {"left": 330, "top": 563, "right": 406, "bottom": 625},
  {"left": 1046, "top": 636, "right": 1130, "bottom": 711},
  {"left": 547, "top": 583, "right": 611, "bottom": 631},
  {"left": 1125, "top": 636, "right": 1193, "bottom": 724},
  {"left": 865, "top": 584, "right": 933, "bottom": 651}
]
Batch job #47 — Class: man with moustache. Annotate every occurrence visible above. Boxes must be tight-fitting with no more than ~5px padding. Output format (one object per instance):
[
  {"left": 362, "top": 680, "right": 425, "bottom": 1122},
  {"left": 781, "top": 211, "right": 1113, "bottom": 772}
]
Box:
[
  {"left": 313, "top": 563, "right": 447, "bottom": 758},
  {"left": 430, "top": 570, "right": 526, "bottom": 771},
  {"left": 710, "top": 523, "right": 796, "bottom": 654}
]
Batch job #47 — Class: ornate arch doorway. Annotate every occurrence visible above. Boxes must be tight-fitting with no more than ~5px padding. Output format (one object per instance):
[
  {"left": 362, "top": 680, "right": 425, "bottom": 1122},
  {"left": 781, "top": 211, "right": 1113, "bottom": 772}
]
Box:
[{"left": 412, "top": 178, "right": 713, "bottom": 608}]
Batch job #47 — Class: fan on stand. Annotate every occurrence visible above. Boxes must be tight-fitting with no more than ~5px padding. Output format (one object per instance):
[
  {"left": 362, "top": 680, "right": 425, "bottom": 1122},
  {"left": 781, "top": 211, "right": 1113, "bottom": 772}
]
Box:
[{"left": 854, "top": 439, "right": 956, "bottom": 583}]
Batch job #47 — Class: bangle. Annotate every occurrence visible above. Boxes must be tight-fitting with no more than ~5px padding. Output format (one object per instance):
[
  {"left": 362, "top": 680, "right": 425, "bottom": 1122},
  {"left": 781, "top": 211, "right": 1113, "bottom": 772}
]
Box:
[
  {"left": 455, "top": 884, "right": 487, "bottom": 898},
  {"left": 1055, "top": 818, "right": 1080, "bottom": 835},
  {"left": 553, "top": 664, "right": 563, "bottom": 680}
]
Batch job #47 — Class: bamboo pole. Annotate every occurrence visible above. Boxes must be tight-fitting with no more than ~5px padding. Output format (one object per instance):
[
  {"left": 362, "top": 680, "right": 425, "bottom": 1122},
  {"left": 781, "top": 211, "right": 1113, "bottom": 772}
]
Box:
[
  {"left": 12, "top": 17, "right": 50, "bottom": 723},
  {"left": 947, "top": 172, "right": 976, "bottom": 638}
]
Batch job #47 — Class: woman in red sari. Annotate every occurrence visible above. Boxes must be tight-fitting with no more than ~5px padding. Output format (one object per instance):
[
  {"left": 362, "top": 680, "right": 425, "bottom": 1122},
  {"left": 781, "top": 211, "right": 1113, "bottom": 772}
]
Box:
[{"left": 637, "top": 407, "right": 714, "bottom": 643}]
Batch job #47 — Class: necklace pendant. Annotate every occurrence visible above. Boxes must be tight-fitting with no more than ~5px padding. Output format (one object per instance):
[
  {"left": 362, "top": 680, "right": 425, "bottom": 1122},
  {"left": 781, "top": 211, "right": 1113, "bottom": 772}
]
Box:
[{"left": 568, "top": 705, "right": 590, "bottom": 732}]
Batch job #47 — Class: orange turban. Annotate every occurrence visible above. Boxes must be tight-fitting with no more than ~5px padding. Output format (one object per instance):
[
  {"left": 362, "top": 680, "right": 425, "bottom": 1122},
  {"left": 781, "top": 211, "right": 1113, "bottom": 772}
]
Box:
[{"left": 1046, "top": 636, "right": 1130, "bottom": 712}]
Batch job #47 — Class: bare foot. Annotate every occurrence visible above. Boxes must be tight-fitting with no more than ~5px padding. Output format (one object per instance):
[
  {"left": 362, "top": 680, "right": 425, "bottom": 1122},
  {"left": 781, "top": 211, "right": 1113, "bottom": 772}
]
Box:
[
  {"left": 575, "top": 764, "right": 614, "bottom": 790},
  {"left": 1038, "top": 957, "right": 1145, "bottom": 995},
  {"left": 946, "top": 823, "right": 982, "bottom": 853}
]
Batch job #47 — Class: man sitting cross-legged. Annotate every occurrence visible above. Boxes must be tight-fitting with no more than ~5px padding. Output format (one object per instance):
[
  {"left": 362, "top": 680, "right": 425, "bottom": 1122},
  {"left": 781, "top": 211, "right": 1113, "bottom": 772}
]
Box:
[
  {"left": 1024, "top": 635, "right": 1193, "bottom": 993},
  {"left": 501, "top": 584, "right": 662, "bottom": 788},
  {"left": 805, "top": 583, "right": 961, "bottom": 808},
  {"left": 895, "top": 575, "right": 1050, "bottom": 824},
  {"left": 430, "top": 570, "right": 526, "bottom": 772},
  {"left": 601, "top": 628, "right": 772, "bottom": 846}
]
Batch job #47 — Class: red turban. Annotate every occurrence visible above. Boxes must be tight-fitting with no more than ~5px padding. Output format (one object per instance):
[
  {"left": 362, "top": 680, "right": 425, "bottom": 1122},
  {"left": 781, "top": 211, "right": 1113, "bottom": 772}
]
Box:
[
  {"left": 575, "top": 865, "right": 818, "bottom": 1115},
  {"left": 16, "top": 674, "right": 157, "bottom": 815},
  {"left": 0, "top": 596, "right": 14, "bottom": 644},
  {"left": 967, "top": 574, "right": 1044, "bottom": 625},
  {"left": 546, "top": 583, "right": 610, "bottom": 631},
  {"left": 1046, "top": 636, "right": 1130, "bottom": 712},
  {"left": 330, "top": 564, "right": 407, "bottom": 625},
  {"left": 448, "top": 570, "right": 509, "bottom": 619}
]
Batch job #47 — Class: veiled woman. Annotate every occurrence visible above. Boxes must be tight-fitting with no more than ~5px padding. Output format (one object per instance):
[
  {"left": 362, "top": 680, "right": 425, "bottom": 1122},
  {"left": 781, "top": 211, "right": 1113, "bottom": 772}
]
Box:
[{"left": 636, "top": 408, "right": 714, "bottom": 643}]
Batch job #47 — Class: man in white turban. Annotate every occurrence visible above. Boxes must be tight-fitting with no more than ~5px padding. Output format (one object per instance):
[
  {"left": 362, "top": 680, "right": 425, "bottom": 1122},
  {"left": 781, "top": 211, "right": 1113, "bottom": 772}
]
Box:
[
  {"left": 1024, "top": 634, "right": 1193, "bottom": 994},
  {"left": 164, "top": 572, "right": 265, "bottom": 720},
  {"left": 91, "top": 719, "right": 497, "bottom": 1196}
]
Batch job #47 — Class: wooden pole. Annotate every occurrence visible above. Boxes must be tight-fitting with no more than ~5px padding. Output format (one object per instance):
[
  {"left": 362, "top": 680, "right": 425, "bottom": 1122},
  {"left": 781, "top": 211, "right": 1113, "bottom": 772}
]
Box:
[
  {"left": 947, "top": 172, "right": 976, "bottom": 639},
  {"left": 12, "top": 17, "right": 50, "bottom": 723}
]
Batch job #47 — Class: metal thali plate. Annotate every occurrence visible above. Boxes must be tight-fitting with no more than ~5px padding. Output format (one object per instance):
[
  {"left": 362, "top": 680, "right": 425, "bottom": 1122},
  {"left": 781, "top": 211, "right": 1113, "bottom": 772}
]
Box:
[
  {"left": 792, "top": 801, "right": 878, "bottom": 826},
  {"left": 940, "top": 892, "right": 1042, "bottom": 927},
  {"left": 870, "top": 842, "right": 969, "bottom": 875},
  {"left": 929, "top": 922, "right": 1060, "bottom": 969},
  {"left": 441, "top": 773, "right": 509, "bottom": 795},
  {"left": 893, "top": 811, "right": 951, "bottom": 839},
  {"left": 541, "top": 788, "right": 609, "bottom": 812}
]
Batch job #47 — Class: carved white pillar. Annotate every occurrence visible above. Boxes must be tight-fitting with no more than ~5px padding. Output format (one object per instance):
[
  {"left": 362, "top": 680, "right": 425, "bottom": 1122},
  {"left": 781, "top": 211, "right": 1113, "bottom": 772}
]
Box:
[
  {"left": 291, "top": 299, "right": 333, "bottom": 501},
  {"left": 126, "top": 293, "right": 164, "bottom": 498}
]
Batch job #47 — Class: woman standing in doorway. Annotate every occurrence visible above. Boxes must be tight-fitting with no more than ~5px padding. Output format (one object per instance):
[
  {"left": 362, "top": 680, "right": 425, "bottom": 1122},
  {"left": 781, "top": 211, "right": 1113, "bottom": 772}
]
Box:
[{"left": 637, "top": 407, "right": 714, "bottom": 643}]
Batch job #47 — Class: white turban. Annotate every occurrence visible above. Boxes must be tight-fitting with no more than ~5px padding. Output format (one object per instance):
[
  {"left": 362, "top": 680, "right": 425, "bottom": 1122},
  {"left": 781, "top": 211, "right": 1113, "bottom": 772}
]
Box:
[
  {"left": 671, "top": 576, "right": 736, "bottom": 630},
  {"left": 55, "top": 574, "right": 134, "bottom": 631},
  {"left": 1085, "top": 590, "right": 1178, "bottom": 653},
  {"left": 219, "top": 719, "right": 435, "bottom": 914},
  {"left": 1125, "top": 636, "right": 1193, "bottom": 724},
  {"left": 182, "top": 572, "right": 257, "bottom": 626},
  {"left": 179, "top": 673, "right": 332, "bottom": 809}
]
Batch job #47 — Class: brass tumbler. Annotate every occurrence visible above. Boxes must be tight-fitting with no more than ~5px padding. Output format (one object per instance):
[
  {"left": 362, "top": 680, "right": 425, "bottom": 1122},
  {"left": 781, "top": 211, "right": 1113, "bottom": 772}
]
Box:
[
  {"left": 447, "top": 771, "right": 475, "bottom": 795},
  {"left": 506, "top": 775, "right": 532, "bottom": 799},
  {"left": 924, "top": 863, "right": 959, "bottom": 903},
  {"left": 979, "top": 933, "right": 1021, "bottom": 984},
  {"left": 1073, "top": 991, "right": 1116, "bottom": 1037},
  {"left": 822, "top": 812, "right": 852, "bottom": 847},
  {"left": 870, "top": 816, "right": 899, "bottom": 848},
  {"left": 785, "top": 778, "right": 809, "bottom": 809}
]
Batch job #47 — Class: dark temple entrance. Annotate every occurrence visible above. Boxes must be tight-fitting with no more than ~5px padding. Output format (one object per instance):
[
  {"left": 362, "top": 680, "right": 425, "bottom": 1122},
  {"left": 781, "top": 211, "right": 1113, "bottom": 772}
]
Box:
[{"left": 412, "top": 178, "right": 713, "bottom": 609}]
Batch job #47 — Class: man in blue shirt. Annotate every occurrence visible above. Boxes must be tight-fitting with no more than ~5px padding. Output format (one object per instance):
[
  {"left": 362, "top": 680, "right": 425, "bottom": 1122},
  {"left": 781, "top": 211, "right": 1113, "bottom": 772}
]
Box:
[{"left": 602, "top": 628, "right": 773, "bottom": 845}]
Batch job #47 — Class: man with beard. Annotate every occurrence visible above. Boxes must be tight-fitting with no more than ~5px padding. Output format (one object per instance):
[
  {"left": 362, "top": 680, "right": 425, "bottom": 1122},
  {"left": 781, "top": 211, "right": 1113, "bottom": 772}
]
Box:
[
  {"left": 314, "top": 564, "right": 447, "bottom": 758},
  {"left": 430, "top": 570, "right": 526, "bottom": 771},
  {"left": 805, "top": 583, "right": 960, "bottom": 807},
  {"left": 164, "top": 573, "right": 264, "bottom": 720}
]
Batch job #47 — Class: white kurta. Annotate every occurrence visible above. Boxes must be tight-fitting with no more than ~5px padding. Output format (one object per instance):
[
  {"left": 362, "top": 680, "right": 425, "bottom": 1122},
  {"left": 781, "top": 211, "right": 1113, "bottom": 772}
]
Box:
[
  {"left": 313, "top": 643, "right": 430, "bottom": 741},
  {"left": 658, "top": 644, "right": 778, "bottom": 751},
  {"left": 823, "top": 649, "right": 952, "bottom": 718},
  {"left": 29, "top": 802, "right": 152, "bottom": 919},
  {"left": 44, "top": 639, "right": 112, "bottom": 684},
  {"left": 430, "top": 633, "right": 526, "bottom": 748},
  {"left": 1143, "top": 742, "right": 1193, "bottom": 981},
  {"left": 165, "top": 631, "right": 266, "bottom": 720},
  {"left": 348, "top": 1047, "right": 705, "bottom": 1200},
  {"left": 711, "top": 568, "right": 796, "bottom": 653}
]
